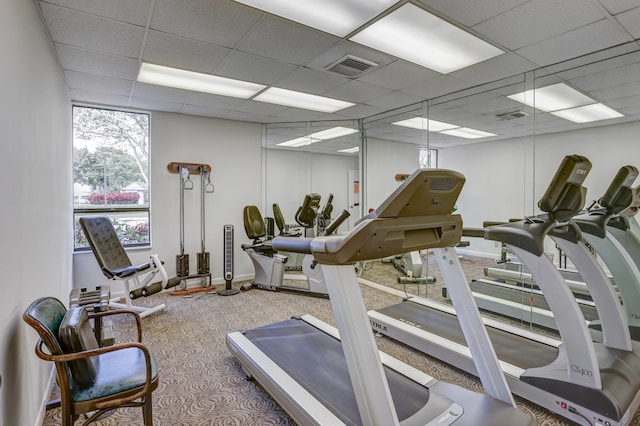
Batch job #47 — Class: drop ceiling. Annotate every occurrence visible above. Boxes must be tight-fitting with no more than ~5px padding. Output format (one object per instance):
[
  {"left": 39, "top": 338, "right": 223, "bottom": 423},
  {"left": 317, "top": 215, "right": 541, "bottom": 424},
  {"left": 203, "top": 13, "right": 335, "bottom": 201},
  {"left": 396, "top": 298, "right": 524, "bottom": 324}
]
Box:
[{"left": 35, "top": 0, "right": 640, "bottom": 151}]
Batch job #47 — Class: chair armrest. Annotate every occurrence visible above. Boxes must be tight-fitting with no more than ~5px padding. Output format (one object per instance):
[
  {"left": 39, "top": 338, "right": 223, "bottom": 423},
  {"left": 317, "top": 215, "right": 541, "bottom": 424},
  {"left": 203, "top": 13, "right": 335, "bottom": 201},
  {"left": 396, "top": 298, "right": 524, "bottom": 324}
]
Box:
[
  {"left": 35, "top": 340, "right": 155, "bottom": 409},
  {"left": 88, "top": 309, "right": 142, "bottom": 342}
]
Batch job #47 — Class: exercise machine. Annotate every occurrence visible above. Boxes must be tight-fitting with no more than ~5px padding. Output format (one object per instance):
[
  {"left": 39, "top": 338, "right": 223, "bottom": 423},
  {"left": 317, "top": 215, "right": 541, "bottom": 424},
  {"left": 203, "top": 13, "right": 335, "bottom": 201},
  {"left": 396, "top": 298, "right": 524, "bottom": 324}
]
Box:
[
  {"left": 472, "top": 166, "right": 638, "bottom": 335},
  {"left": 240, "top": 206, "right": 349, "bottom": 297},
  {"left": 165, "top": 162, "right": 214, "bottom": 295},
  {"left": 368, "top": 155, "right": 640, "bottom": 425},
  {"left": 227, "top": 169, "right": 535, "bottom": 426},
  {"left": 295, "top": 192, "right": 321, "bottom": 237},
  {"left": 272, "top": 202, "right": 303, "bottom": 271},
  {"left": 315, "top": 192, "right": 333, "bottom": 235}
]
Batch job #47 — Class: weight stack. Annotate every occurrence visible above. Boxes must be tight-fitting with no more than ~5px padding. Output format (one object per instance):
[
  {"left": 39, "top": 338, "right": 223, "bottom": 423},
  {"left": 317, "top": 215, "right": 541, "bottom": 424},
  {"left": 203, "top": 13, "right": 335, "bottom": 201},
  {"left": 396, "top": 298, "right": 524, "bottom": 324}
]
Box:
[
  {"left": 197, "top": 252, "right": 210, "bottom": 274},
  {"left": 176, "top": 254, "right": 189, "bottom": 277}
]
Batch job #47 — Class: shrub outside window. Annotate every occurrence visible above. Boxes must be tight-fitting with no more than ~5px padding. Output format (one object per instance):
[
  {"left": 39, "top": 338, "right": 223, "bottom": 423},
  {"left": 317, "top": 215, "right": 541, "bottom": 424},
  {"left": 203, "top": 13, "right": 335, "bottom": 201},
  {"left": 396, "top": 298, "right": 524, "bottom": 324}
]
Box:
[{"left": 73, "top": 106, "right": 151, "bottom": 250}]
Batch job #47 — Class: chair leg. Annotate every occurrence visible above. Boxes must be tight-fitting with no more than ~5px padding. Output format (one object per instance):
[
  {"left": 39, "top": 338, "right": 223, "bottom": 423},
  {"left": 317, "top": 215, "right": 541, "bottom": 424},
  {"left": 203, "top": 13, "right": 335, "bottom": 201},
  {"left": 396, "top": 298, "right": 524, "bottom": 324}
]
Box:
[
  {"left": 143, "top": 395, "right": 154, "bottom": 425},
  {"left": 61, "top": 403, "right": 73, "bottom": 426}
]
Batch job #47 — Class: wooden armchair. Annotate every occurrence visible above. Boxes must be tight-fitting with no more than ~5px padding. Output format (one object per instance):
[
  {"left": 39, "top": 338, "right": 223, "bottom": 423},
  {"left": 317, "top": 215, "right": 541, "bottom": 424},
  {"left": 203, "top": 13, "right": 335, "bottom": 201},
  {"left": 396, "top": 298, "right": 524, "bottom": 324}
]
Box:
[{"left": 23, "top": 297, "right": 158, "bottom": 425}]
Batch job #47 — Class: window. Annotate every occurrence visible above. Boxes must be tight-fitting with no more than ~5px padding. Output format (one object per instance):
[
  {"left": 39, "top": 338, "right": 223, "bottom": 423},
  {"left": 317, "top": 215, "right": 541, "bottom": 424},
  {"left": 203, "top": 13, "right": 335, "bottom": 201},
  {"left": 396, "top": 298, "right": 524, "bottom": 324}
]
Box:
[
  {"left": 419, "top": 146, "right": 438, "bottom": 168},
  {"left": 73, "top": 106, "right": 151, "bottom": 250}
]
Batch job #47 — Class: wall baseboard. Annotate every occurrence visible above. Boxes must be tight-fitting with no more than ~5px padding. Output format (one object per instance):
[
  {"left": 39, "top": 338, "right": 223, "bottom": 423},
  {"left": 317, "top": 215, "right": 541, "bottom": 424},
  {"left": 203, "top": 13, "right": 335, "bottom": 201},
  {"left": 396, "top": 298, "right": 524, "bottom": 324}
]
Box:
[{"left": 34, "top": 367, "right": 55, "bottom": 426}]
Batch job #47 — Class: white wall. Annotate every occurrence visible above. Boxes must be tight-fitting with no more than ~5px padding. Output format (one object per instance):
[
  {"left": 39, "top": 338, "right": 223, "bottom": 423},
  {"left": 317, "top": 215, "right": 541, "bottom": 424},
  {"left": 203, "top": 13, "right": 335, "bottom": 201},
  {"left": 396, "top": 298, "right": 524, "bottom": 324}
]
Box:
[
  {"left": 439, "top": 121, "right": 640, "bottom": 258},
  {"left": 0, "top": 1, "right": 72, "bottom": 425},
  {"left": 264, "top": 149, "right": 356, "bottom": 234},
  {"left": 365, "top": 138, "right": 421, "bottom": 211},
  {"left": 73, "top": 113, "right": 263, "bottom": 290}
]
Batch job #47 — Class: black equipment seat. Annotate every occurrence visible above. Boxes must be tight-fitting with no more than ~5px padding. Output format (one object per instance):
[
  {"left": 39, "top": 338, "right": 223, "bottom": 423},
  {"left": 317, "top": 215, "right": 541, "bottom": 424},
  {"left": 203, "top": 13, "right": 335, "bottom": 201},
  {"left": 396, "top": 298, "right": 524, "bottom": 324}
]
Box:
[
  {"left": 573, "top": 165, "right": 639, "bottom": 238},
  {"left": 79, "top": 216, "right": 154, "bottom": 279},
  {"left": 485, "top": 155, "right": 592, "bottom": 256},
  {"left": 294, "top": 193, "right": 321, "bottom": 228},
  {"left": 318, "top": 193, "right": 334, "bottom": 222},
  {"left": 272, "top": 203, "right": 301, "bottom": 237},
  {"left": 243, "top": 205, "right": 275, "bottom": 255}
]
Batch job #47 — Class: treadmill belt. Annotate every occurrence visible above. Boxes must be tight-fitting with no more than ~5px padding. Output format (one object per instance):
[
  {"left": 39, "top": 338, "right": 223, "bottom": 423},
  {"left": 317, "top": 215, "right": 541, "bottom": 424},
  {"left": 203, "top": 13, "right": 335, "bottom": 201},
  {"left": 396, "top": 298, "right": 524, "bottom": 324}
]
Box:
[
  {"left": 243, "top": 317, "right": 452, "bottom": 426},
  {"left": 376, "top": 301, "right": 559, "bottom": 369},
  {"left": 470, "top": 280, "right": 598, "bottom": 321}
]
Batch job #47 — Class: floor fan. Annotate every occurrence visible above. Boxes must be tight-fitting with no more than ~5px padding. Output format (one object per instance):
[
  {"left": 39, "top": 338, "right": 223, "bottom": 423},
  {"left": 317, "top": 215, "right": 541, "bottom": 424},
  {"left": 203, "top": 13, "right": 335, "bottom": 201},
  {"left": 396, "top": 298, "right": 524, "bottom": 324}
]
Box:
[{"left": 218, "top": 224, "right": 239, "bottom": 296}]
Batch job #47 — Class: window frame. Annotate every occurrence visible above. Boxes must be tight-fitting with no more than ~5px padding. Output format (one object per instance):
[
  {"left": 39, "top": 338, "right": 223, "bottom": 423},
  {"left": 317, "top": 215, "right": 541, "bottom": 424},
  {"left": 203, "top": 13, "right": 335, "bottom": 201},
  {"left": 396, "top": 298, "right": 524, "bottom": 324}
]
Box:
[{"left": 72, "top": 104, "right": 153, "bottom": 252}]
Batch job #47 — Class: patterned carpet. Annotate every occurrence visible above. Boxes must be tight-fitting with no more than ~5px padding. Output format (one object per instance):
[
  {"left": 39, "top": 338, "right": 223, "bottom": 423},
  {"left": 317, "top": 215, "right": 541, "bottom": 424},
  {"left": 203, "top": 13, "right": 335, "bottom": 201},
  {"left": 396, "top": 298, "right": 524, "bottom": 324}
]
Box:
[{"left": 41, "top": 253, "right": 640, "bottom": 425}]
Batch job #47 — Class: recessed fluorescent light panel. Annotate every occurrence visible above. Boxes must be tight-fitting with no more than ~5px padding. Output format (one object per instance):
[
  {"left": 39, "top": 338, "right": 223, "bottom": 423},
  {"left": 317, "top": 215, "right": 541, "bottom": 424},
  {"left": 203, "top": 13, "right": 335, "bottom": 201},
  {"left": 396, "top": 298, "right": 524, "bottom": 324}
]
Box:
[
  {"left": 338, "top": 147, "right": 360, "bottom": 153},
  {"left": 277, "top": 136, "right": 319, "bottom": 148},
  {"left": 392, "top": 117, "right": 459, "bottom": 132},
  {"left": 507, "top": 83, "right": 594, "bottom": 112},
  {"left": 137, "top": 63, "right": 265, "bottom": 98},
  {"left": 508, "top": 82, "right": 623, "bottom": 122},
  {"left": 254, "top": 88, "right": 355, "bottom": 113},
  {"left": 278, "top": 126, "right": 357, "bottom": 147},
  {"left": 350, "top": 3, "right": 503, "bottom": 74},
  {"left": 440, "top": 127, "right": 497, "bottom": 139},
  {"left": 233, "top": 0, "right": 397, "bottom": 37},
  {"left": 551, "top": 103, "right": 624, "bottom": 123},
  {"left": 393, "top": 117, "right": 495, "bottom": 139}
]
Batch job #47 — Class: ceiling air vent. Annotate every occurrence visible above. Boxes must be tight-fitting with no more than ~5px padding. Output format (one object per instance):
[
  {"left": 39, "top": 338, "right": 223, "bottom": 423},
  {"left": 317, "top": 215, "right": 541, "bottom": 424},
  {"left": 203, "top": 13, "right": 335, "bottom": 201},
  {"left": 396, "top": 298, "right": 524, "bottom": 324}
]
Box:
[
  {"left": 325, "top": 55, "right": 378, "bottom": 78},
  {"left": 496, "top": 110, "right": 529, "bottom": 120}
]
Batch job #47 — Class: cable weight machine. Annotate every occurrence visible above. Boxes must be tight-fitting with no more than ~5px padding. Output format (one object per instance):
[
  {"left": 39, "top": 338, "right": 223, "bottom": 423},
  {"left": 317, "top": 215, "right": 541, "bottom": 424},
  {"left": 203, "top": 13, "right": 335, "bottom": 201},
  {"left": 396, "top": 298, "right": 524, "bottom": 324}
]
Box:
[{"left": 166, "top": 162, "right": 214, "bottom": 297}]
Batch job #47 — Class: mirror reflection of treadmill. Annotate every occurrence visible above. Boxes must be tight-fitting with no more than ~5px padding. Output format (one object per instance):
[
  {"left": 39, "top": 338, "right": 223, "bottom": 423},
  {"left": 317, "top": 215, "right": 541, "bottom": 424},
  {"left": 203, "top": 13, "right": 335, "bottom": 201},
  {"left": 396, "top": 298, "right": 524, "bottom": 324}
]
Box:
[
  {"left": 471, "top": 167, "right": 637, "bottom": 333},
  {"left": 369, "top": 156, "right": 640, "bottom": 426},
  {"left": 227, "top": 169, "right": 535, "bottom": 426}
]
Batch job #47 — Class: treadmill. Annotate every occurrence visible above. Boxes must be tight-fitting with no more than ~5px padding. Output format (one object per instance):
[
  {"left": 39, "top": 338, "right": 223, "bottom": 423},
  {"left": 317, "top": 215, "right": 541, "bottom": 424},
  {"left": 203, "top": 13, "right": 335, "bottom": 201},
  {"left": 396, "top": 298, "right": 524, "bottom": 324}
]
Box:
[
  {"left": 227, "top": 169, "right": 535, "bottom": 426},
  {"left": 369, "top": 155, "right": 640, "bottom": 425},
  {"left": 573, "top": 172, "right": 640, "bottom": 340},
  {"left": 467, "top": 167, "right": 639, "bottom": 332}
]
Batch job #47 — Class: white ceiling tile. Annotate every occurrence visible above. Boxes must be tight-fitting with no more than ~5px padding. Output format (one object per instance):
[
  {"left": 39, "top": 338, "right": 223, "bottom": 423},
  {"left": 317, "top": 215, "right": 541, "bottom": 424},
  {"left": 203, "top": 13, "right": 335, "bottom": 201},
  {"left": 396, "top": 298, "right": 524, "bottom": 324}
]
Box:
[
  {"left": 616, "top": 6, "right": 640, "bottom": 38},
  {"left": 569, "top": 62, "right": 640, "bottom": 92},
  {"left": 150, "top": 0, "right": 262, "bottom": 48},
  {"left": 186, "top": 93, "right": 246, "bottom": 110},
  {"left": 415, "top": 0, "right": 530, "bottom": 26},
  {"left": 330, "top": 104, "right": 389, "bottom": 119},
  {"left": 224, "top": 110, "right": 275, "bottom": 123},
  {"left": 216, "top": 51, "right": 298, "bottom": 85},
  {"left": 322, "top": 81, "right": 393, "bottom": 104},
  {"left": 132, "top": 82, "right": 193, "bottom": 103},
  {"left": 232, "top": 100, "right": 289, "bottom": 115},
  {"left": 55, "top": 44, "right": 139, "bottom": 79},
  {"left": 179, "top": 104, "right": 230, "bottom": 118},
  {"left": 39, "top": 0, "right": 153, "bottom": 26},
  {"left": 129, "top": 98, "right": 186, "bottom": 113},
  {"left": 592, "top": 82, "right": 640, "bottom": 102},
  {"left": 270, "top": 108, "right": 330, "bottom": 122},
  {"left": 472, "top": 0, "right": 605, "bottom": 50},
  {"left": 65, "top": 70, "right": 133, "bottom": 95},
  {"left": 452, "top": 52, "right": 537, "bottom": 84},
  {"left": 358, "top": 60, "right": 439, "bottom": 91},
  {"left": 597, "top": 1, "right": 640, "bottom": 15},
  {"left": 142, "top": 31, "right": 231, "bottom": 73},
  {"left": 400, "top": 75, "right": 473, "bottom": 100},
  {"left": 237, "top": 16, "right": 339, "bottom": 65},
  {"left": 69, "top": 90, "right": 131, "bottom": 107},
  {"left": 364, "top": 91, "right": 425, "bottom": 110},
  {"left": 40, "top": 3, "right": 144, "bottom": 58},
  {"left": 552, "top": 49, "right": 640, "bottom": 81},
  {"left": 515, "top": 19, "right": 631, "bottom": 67},
  {"left": 275, "top": 67, "right": 349, "bottom": 94}
]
